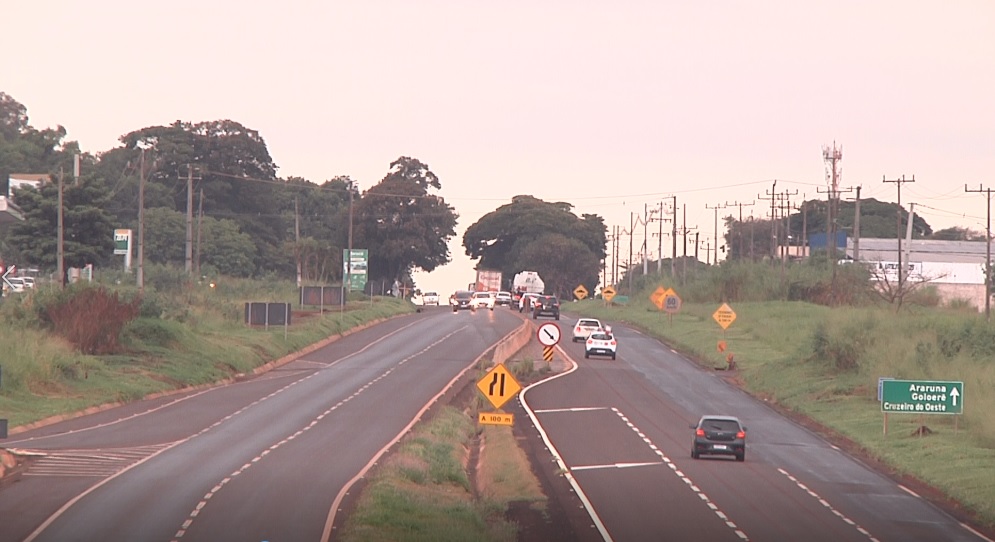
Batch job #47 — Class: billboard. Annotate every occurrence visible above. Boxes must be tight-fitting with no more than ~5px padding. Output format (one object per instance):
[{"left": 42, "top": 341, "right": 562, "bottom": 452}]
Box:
[{"left": 343, "top": 249, "right": 369, "bottom": 292}]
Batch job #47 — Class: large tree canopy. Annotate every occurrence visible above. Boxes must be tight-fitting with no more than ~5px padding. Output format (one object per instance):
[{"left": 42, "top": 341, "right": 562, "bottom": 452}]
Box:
[
  {"left": 351, "top": 157, "right": 458, "bottom": 287},
  {"left": 463, "top": 195, "right": 607, "bottom": 295}
]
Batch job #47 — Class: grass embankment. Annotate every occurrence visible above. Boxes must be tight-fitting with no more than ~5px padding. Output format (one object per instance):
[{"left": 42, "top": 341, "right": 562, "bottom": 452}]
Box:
[
  {"left": 339, "top": 394, "right": 545, "bottom": 542},
  {"left": 572, "top": 293, "right": 995, "bottom": 529},
  {"left": 0, "top": 277, "right": 414, "bottom": 429}
]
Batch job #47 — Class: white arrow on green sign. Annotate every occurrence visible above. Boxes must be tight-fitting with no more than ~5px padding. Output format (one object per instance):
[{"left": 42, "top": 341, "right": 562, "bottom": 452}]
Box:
[{"left": 880, "top": 379, "right": 963, "bottom": 415}]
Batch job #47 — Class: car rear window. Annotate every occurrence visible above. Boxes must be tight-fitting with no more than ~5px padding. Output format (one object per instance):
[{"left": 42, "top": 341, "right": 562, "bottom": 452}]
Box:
[
  {"left": 578, "top": 319, "right": 600, "bottom": 327},
  {"left": 700, "top": 419, "right": 741, "bottom": 432},
  {"left": 590, "top": 332, "right": 612, "bottom": 340}
]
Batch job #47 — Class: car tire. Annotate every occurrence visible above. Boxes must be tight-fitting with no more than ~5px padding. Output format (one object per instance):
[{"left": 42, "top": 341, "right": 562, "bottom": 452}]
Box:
[
  {"left": 555, "top": 314, "right": 559, "bottom": 320},
  {"left": 611, "top": 354, "right": 616, "bottom": 360},
  {"left": 584, "top": 352, "right": 590, "bottom": 359},
  {"left": 736, "top": 451, "right": 745, "bottom": 462},
  {"left": 691, "top": 449, "right": 699, "bottom": 459}
]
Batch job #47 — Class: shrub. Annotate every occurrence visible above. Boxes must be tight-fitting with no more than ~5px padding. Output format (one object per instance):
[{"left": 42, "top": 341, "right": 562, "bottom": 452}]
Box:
[{"left": 46, "top": 285, "right": 142, "bottom": 354}]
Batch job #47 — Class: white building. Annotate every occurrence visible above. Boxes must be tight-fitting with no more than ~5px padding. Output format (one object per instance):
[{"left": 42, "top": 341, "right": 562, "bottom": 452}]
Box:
[{"left": 846, "top": 238, "right": 989, "bottom": 311}]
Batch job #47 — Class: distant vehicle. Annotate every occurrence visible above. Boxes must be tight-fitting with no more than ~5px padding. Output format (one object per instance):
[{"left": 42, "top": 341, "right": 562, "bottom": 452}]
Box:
[
  {"left": 494, "top": 291, "right": 513, "bottom": 307},
  {"left": 572, "top": 318, "right": 602, "bottom": 342},
  {"left": 470, "top": 291, "right": 496, "bottom": 310},
  {"left": 512, "top": 270, "right": 544, "bottom": 295},
  {"left": 20, "top": 276, "right": 35, "bottom": 289},
  {"left": 475, "top": 268, "right": 502, "bottom": 293},
  {"left": 422, "top": 292, "right": 439, "bottom": 306},
  {"left": 532, "top": 295, "right": 559, "bottom": 320},
  {"left": 584, "top": 329, "right": 616, "bottom": 359},
  {"left": 518, "top": 292, "right": 541, "bottom": 313},
  {"left": 450, "top": 290, "right": 475, "bottom": 312},
  {"left": 690, "top": 415, "right": 747, "bottom": 462},
  {"left": 5, "top": 277, "right": 26, "bottom": 294}
]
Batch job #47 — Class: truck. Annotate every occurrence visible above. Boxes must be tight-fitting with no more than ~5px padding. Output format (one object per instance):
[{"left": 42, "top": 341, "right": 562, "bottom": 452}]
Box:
[
  {"left": 474, "top": 268, "right": 502, "bottom": 292},
  {"left": 512, "top": 271, "right": 544, "bottom": 295}
]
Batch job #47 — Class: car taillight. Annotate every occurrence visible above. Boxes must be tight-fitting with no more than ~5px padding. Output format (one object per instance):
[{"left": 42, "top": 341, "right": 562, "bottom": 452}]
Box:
[
  {"left": 696, "top": 428, "right": 705, "bottom": 437},
  {"left": 736, "top": 431, "right": 746, "bottom": 439},
  {"left": 610, "top": 340, "right": 616, "bottom": 346}
]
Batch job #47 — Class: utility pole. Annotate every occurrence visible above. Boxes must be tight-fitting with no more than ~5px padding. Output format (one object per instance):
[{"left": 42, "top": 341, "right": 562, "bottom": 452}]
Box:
[
  {"left": 852, "top": 186, "right": 862, "bottom": 261},
  {"left": 883, "top": 174, "right": 915, "bottom": 286},
  {"left": 671, "top": 196, "right": 678, "bottom": 278},
  {"left": 758, "top": 180, "right": 778, "bottom": 260},
  {"left": 966, "top": 184, "right": 992, "bottom": 320},
  {"left": 183, "top": 165, "right": 201, "bottom": 275},
  {"left": 195, "top": 188, "right": 204, "bottom": 277},
  {"left": 294, "top": 197, "right": 301, "bottom": 287},
  {"left": 724, "top": 200, "right": 755, "bottom": 261},
  {"left": 823, "top": 143, "right": 843, "bottom": 263},
  {"left": 347, "top": 180, "right": 354, "bottom": 298},
  {"left": 57, "top": 167, "right": 64, "bottom": 289},
  {"left": 629, "top": 212, "right": 636, "bottom": 291},
  {"left": 705, "top": 202, "right": 724, "bottom": 265},
  {"left": 137, "top": 149, "right": 146, "bottom": 291}
]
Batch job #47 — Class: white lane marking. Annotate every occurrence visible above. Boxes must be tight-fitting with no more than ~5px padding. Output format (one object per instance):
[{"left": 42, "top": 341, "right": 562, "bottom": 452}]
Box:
[
  {"left": 898, "top": 484, "right": 921, "bottom": 498},
  {"left": 571, "top": 462, "right": 662, "bottom": 471},
  {"left": 777, "top": 468, "right": 880, "bottom": 541},
  {"left": 608, "top": 407, "right": 752, "bottom": 541},
  {"left": 534, "top": 407, "right": 609, "bottom": 413},
  {"left": 171, "top": 324, "right": 471, "bottom": 541},
  {"left": 961, "top": 523, "right": 995, "bottom": 542}
]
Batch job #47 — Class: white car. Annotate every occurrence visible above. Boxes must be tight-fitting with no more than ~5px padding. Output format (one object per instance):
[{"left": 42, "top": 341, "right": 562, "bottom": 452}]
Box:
[
  {"left": 422, "top": 291, "right": 439, "bottom": 306},
  {"left": 470, "top": 291, "right": 496, "bottom": 310},
  {"left": 584, "top": 329, "right": 617, "bottom": 360},
  {"left": 572, "top": 318, "right": 603, "bottom": 342},
  {"left": 21, "top": 277, "right": 35, "bottom": 289},
  {"left": 495, "top": 291, "right": 514, "bottom": 307},
  {"left": 5, "top": 277, "right": 26, "bottom": 294}
]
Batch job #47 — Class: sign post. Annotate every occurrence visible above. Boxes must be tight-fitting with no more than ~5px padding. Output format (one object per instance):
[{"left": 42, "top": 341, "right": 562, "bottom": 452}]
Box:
[{"left": 880, "top": 379, "right": 964, "bottom": 436}]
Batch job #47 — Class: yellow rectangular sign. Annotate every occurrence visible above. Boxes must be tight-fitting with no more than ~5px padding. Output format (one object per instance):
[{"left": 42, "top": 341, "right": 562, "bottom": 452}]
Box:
[{"left": 478, "top": 412, "right": 514, "bottom": 426}]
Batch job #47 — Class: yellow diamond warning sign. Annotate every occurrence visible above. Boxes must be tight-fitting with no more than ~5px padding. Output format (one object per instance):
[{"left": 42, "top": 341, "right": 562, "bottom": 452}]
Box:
[
  {"left": 476, "top": 363, "right": 522, "bottom": 409},
  {"left": 712, "top": 303, "right": 737, "bottom": 330}
]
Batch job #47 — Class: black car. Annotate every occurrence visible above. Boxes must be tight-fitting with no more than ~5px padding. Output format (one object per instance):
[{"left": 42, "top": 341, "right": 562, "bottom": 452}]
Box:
[
  {"left": 532, "top": 295, "right": 559, "bottom": 320},
  {"left": 690, "top": 415, "right": 746, "bottom": 461},
  {"left": 450, "top": 290, "right": 475, "bottom": 312}
]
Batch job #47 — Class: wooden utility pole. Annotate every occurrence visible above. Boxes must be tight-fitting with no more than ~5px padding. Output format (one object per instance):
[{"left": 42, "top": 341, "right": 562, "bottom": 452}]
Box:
[
  {"left": 137, "top": 149, "right": 146, "bottom": 291},
  {"left": 853, "top": 186, "right": 862, "bottom": 261},
  {"left": 57, "top": 167, "right": 64, "bottom": 288},
  {"left": 195, "top": 188, "right": 204, "bottom": 277},
  {"left": 183, "top": 165, "right": 201, "bottom": 275},
  {"left": 724, "top": 200, "right": 755, "bottom": 261},
  {"left": 883, "top": 175, "right": 915, "bottom": 285},
  {"left": 705, "top": 202, "right": 724, "bottom": 265},
  {"left": 966, "top": 184, "right": 992, "bottom": 320}
]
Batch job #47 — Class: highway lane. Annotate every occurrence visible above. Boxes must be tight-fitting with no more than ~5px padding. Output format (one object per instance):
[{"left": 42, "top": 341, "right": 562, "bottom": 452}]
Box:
[
  {"left": 521, "top": 317, "right": 990, "bottom": 542},
  {"left": 0, "top": 307, "right": 522, "bottom": 542}
]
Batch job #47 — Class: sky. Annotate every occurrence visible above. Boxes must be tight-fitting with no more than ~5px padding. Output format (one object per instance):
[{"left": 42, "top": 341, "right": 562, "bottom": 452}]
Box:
[{"left": 3, "top": 1, "right": 993, "bottom": 296}]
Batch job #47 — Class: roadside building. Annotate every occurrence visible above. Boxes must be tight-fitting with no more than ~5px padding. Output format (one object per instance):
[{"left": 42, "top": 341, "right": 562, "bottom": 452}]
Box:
[{"left": 846, "top": 238, "right": 989, "bottom": 311}]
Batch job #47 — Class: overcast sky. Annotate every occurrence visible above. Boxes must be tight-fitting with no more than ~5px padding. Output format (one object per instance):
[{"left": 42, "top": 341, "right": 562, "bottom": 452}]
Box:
[{"left": 4, "top": 1, "right": 993, "bottom": 294}]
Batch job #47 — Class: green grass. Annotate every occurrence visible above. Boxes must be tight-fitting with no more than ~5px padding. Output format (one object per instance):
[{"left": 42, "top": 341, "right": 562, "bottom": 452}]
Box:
[
  {"left": 570, "top": 291, "right": 995, "bottom": 529},
  {"left": 340, "top": 406, "right": 518, "bottom": 542},
  {"left": 0, "top": 282, "right": 414, "bottom": 429}
]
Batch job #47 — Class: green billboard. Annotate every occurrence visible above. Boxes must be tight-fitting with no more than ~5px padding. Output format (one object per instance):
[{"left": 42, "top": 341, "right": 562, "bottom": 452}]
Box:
[
  {"left": 343, "top": 249, "right": 368, "bottom": 292},
  {"left": 881, "top": 379, "right": 963, "bottom": 415}
]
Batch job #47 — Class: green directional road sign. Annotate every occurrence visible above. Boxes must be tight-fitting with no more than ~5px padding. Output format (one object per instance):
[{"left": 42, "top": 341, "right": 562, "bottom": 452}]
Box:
[{"left": 881, "top": 379, "right": 964, "bottom": 415}]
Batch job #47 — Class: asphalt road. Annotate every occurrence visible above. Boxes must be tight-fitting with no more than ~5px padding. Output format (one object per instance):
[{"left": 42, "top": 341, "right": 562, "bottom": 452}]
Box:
[
  {"left": 519, "top": 317, "right": 992, "bottom": 542},
  {"left": 0, "top": 307, "right": 522, "bottom": 542}
]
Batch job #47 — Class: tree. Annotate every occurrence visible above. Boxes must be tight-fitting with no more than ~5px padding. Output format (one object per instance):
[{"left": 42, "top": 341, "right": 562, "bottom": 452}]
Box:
[
  {"left": 351, "top": 157, "right": 458, "bottom": 285},
  {"left": 116, "top": 120, "right": 286, "bottom": 276},
  {"left": 463, "top": 195, "right": 607, "bottom": 288},
  {"left": 7, "top": 177, "right": 116, "bottom": 274},
  {"left": 928, "top": 227, "right": 986, "bottom": 241},
  {"left": 139, "top": 207, "right": 256, "bottom": 277},
  {"left": 515, "top": 233, "right": 600, "bottom": 299}
]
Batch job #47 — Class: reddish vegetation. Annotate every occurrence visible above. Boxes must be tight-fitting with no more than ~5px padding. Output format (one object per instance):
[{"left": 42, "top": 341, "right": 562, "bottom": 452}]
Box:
[{"left": 46, "top": 288, "right": 141, "bottom": 354}]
